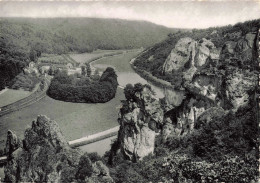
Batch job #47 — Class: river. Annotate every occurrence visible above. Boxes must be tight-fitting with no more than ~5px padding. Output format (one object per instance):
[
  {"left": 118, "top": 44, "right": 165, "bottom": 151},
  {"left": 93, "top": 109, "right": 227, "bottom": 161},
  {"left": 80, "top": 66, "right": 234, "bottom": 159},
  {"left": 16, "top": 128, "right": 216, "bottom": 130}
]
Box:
[
  {"left": 78, "top": 50, "right": 185, "bottom": 155},
  {"left": 0, "top": 50, "right": 185, "bottom": 179},
  {"left": 92, "top": 50, "right": 185, "bottom": 106}
]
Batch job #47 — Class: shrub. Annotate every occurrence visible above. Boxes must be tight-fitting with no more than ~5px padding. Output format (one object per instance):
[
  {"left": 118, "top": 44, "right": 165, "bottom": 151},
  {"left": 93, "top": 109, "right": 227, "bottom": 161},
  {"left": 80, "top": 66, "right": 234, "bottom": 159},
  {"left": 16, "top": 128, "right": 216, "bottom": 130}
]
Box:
[
  {"left": 8, "top": 73, "right": 40, "bottom": 91},
  {"left": 75, "top": 153, "right": 93, "bottom": 180}
]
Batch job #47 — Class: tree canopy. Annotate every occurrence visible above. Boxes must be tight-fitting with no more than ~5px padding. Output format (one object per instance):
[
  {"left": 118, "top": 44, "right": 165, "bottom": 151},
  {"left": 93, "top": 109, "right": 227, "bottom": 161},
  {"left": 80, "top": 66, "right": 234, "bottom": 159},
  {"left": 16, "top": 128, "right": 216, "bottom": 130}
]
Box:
[{"left": 47, "top": 67, "right": 118, "bottom": 103}]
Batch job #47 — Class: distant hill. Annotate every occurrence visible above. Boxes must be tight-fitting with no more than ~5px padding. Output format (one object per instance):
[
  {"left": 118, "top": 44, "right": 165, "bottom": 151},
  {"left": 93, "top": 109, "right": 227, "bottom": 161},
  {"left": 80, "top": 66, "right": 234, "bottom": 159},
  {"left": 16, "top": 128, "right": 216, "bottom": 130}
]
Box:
[
  {"left": 0, "top": 17, "right": 177, "bottom": 54},
  {"left": 0, "top": 17, "right": 178, "bottom": 90}
]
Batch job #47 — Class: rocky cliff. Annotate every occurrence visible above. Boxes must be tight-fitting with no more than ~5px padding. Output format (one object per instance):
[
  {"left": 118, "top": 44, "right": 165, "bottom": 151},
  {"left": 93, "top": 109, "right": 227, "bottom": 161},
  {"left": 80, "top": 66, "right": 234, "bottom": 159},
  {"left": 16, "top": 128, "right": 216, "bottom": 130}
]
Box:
[
  {"left": 3, "top": 115, "right": 113, "bottom": 183},
  {"left": 108, "top": 21, "right": 259, "bottom": 182},
  {"left": 116, "top": 84, "right": 164, "bottom": 161},
  {"left": 163, "top": 37, "right": 221, "bottom": 79},
  {"left": 113, "top": 29, "right": 258, "bottom": 163},
  {"left": 163, "top": 30, "right": 258, "bottom": 137}
]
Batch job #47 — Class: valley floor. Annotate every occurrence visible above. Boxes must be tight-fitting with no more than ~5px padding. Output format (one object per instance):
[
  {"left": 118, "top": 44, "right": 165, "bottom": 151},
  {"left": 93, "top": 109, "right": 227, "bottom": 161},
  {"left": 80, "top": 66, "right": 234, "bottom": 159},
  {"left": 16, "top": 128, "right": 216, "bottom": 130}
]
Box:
[
  {"left": 0, "top": 89, "right": 32, "bottom": 108},
  {"left": 0, "top": 88, "right": 124, "bottom": 150}
]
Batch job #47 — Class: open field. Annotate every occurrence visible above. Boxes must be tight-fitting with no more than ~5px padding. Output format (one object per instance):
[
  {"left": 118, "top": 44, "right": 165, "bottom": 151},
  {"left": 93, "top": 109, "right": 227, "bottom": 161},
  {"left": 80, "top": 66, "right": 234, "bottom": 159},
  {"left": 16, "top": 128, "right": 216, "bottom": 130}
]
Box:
[
  {"left": 0, "top": 89, "right": 31, "bottom": 108},
  {"left": 69, "top": 49, "right": 125, "bottom": 64},
  {"left": 38, "top": 53, "right": 77, "bottom": 66},
  {"left": 0, "top": 88, "right": 124, "bottom": 150}
]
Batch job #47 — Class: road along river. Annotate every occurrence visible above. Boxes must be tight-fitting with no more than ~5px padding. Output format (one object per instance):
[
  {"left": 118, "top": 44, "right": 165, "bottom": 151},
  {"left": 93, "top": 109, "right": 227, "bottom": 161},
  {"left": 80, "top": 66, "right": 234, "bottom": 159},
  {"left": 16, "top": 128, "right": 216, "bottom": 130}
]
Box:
[{"left": 0, "top": 50, "right": 186, "bottom": 179}]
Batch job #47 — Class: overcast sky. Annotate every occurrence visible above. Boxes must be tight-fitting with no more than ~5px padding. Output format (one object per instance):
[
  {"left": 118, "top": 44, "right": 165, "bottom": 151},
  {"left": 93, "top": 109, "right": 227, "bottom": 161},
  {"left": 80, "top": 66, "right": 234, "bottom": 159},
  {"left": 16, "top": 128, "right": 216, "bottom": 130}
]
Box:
[{"left": 0, "top": 1, "right": 259, "bottom": 28}]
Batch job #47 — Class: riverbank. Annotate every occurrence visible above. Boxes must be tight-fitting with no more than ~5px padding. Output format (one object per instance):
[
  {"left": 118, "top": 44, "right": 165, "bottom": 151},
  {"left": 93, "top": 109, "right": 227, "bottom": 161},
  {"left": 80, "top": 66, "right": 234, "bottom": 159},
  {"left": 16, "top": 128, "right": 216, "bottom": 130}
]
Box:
[
  {"left": 130, "top": 58, "right": 185, "bottom": 92},
  {"left": 69, "top": 49, "right": 137, "bottom": 64}
]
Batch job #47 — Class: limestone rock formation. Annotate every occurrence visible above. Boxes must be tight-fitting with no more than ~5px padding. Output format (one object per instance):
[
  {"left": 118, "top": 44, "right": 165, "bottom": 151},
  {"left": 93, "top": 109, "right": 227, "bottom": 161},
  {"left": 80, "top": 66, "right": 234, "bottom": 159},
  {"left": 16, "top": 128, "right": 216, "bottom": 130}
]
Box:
[
  {"left": 5, "top": 130, "right": 21, "bottom": 158},
  {"left": 185, "top": 74, "right": 221, "bottom": 102},
  {"left": 162, "top": 95, "right": 216, "bottom": 141},
  {"left": 4, "top": 115, "right": 113, "bottom": 183},
  {"left": 162, "top": 31, "right": 258, "bottom": 140},
  {"left": 163, "top": 37, "right": 220, "bottom": 75},
  {"left": 220, "top": 32, "right": 256, "bottom": 64},
  {"left": 219, "top": 32, "right": 258, "bottom": 111},
  {"left": 163, "top": 37, "right": 197, "bottom": 73},
  {"left": 117, "top": 85, "right": 164, "bottom": 161},
  {"left": 223, "top": 69, "right": 257, "bottom": 112}
]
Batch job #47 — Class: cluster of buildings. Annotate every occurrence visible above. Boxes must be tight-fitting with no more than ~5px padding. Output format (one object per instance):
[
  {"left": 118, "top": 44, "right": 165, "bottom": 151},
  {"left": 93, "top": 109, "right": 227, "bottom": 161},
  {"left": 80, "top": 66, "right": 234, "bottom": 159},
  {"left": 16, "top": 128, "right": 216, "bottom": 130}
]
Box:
[{"left": 23, "top": 60, "right": 97, "bottom": 77}]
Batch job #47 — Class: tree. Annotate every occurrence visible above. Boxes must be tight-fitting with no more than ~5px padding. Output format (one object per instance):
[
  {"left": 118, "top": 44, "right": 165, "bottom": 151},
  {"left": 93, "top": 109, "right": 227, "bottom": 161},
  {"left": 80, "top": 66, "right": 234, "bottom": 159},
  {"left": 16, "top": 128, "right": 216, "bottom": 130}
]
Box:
[
  {"left": 124, "top": 84, "right": 134, "bottom": 100},
  {"left": 75, "top": 153, "right": 93, "bottom": 180},
  {"left": 29, "top": 49, "right": 37, "bottom": 62},
  {"left": 48, "top": 66, "right": 54, "bottom": 75},
  {"left": 85, "top": 63, "right": 92, "bottom": 77},
  {"left": 81, "top": 66, "right": 86, "bottom": 76}
]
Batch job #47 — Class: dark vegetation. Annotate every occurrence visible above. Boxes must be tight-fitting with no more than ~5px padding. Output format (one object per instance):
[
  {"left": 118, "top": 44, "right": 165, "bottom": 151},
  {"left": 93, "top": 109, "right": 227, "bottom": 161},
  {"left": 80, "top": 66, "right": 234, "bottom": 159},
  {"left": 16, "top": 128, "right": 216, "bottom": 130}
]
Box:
[
  {"left": 105, "top": 89, "right": 258, "bottom": 183},
  {"left": 0, "top": 18, "right": 176, "bottom": 53},
  {"left": 0, "top": 36, "right": 30, "bottom": 90},
  {"left": 47, "top": 67, "right": 118, "bottom": 103},
  {"left": 133, "top": 19, "right": 260, "bottom": 87},
  {"left": 7, "top": 72, "right": 41, "bottom": 91}
]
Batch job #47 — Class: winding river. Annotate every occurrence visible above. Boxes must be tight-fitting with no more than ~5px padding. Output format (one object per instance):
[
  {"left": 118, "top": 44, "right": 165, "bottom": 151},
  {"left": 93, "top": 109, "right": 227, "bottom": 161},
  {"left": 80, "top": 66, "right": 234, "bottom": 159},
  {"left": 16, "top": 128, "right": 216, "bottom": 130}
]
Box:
[
  {"left": 0, "top": 50, "right": 185, "bottom": 179},
  {"left": 78, "top": 50, "right": 185, "bottom": 155}
]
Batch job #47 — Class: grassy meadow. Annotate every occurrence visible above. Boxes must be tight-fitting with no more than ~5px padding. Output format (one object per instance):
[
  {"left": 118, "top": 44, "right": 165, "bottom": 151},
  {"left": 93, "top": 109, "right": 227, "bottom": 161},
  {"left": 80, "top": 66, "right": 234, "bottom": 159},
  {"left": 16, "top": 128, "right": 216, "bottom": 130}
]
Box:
[
  {"left": 69, "top": 50, "right": 125, "bottom": 64},
  {"left": 0, "top": 89, "right": 31, "bottom": 108},
  {"left": 0, "top": 88, "right": 124, "bottom": 150}
]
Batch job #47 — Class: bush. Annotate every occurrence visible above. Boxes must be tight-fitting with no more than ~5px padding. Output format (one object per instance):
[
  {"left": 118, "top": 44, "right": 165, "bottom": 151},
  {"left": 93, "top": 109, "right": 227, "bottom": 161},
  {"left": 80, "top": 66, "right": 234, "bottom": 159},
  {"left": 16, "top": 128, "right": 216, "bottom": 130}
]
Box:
[
  {"left": 75, "top": 153, "right": 93, "bottom": 180},
  {"left": 88, "top": 152, "right": 102, "bottom": 162},
  {"left": 8, "top": 73, "right": 40, "bottom": 91}
]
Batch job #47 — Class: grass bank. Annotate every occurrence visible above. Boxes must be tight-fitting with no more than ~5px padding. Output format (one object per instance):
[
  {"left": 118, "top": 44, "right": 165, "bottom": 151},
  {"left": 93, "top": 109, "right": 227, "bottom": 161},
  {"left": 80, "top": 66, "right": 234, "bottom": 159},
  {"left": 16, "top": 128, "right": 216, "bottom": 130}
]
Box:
[
  {"left": 131, "top": 63, "right": 182, "bottom": 91},
  {"left": 0, "top": 88, "right": 124, "bottom": 150},
  {"left": 69, "top": 50, "right": 125, "bottom": 64},
  {"left": 0, "top": 89, "right": 31, "bottom": 108}
]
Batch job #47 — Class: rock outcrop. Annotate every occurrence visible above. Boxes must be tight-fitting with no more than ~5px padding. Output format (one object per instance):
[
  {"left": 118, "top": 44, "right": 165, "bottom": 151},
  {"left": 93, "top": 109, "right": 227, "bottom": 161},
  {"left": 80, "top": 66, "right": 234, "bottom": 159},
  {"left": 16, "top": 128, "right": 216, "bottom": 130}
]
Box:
[
  {"left": 5, "top": 130, "right": 21, "bottom": 158},
  {"left": 4, "top": 115, "right": 113, "bottom": 183},
  {"left": 219, "top": 32, "right": 258, "bottom": 111},
  {"left": 163, "top": 37, "right": 220, "bottom": 75},
  {"left": 162, "top": 93, "right": 216, "bottom": 140},
  {"left": 110, "top": 30, "right": 258, "bottom": 164},
  {"left": 117, "top": 84, "right": 164, "bottom": 161},
  {"left": 160, "top": 31, "right": 258, "bottom": 140},
  {"left": 222, "top": 69, "right": 257, "bottom": 112},
  {"left": 163, "top": 37, "right": 197, "bottom": 73},
  {"left": 220, "top": 32, "right": 256, "bottom": 64}
]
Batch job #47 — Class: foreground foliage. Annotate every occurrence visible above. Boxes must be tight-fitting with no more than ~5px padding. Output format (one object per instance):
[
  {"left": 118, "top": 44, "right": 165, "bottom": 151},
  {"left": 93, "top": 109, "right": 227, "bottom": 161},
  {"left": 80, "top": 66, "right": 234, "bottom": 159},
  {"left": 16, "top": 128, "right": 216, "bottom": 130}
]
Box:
[{"left": 107, "top": 103, "right": 258, "bottom": 183}]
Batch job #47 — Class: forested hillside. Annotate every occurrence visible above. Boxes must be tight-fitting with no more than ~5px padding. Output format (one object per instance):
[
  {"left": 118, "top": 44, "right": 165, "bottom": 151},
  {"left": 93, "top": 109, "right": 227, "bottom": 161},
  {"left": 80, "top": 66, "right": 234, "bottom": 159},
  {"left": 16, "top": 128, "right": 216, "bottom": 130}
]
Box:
[
  {"left": 0, "top": 17, "right": 176, "bottom": 54},
  {"left": 0, "top": 17, "right": 177, "bottom": 90},
  {"left": 0, "top": 36, "right": 30, "bottom": 90},
  {"left": 133, "top": 19, "right": 260, "bottom": 86}
]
